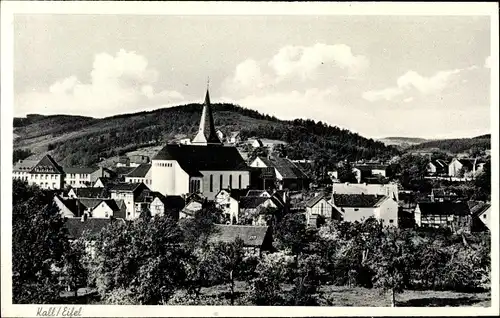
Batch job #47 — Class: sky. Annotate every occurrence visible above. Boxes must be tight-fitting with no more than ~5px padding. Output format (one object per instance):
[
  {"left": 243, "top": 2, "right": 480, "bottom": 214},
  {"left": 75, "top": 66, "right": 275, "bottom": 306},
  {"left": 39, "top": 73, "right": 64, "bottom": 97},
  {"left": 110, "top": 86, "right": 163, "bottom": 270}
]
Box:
[{"left": 13, "top": 14, "right": 492, "bottom": 139}]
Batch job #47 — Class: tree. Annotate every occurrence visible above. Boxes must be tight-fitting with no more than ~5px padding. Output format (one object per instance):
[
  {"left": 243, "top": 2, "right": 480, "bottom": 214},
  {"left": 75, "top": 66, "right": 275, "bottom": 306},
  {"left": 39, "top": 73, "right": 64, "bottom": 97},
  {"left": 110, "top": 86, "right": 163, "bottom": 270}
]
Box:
[
  {"left": 337, "top": 161, "right": 357, "bottom": 183},
  {"left": 13, "top": 148, "right": 33, "bottom": 164},
  {"left": 248, "top": 146, "right": 269, "bottom": 162},
  {"left": 60, "top": 239, "right": 88, "bottom": 298},
  {"left": 12, "top": 180, "right": 71, "bottom": 304},
  {"left": 369, "top": 228, "right": 415, "bottom": 307}
]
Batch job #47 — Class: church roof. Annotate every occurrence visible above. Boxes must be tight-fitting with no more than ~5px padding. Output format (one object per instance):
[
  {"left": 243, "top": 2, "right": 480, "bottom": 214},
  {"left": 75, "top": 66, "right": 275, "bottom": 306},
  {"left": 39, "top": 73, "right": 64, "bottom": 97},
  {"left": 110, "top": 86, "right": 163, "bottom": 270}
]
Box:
[
  {"left": 192, "top": 89, "right": 221, "bottom": 145},
  {"left": 153, "top": 144, "right": 248, "bottom": 176}
]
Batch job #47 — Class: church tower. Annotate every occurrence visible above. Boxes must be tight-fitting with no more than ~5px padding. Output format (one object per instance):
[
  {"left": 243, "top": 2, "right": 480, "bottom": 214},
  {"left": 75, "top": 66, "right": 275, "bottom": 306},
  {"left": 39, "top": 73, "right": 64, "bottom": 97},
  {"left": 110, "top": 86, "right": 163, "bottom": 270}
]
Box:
[{"left": 192, "top": 86, "right": 222, "bottom": 146}]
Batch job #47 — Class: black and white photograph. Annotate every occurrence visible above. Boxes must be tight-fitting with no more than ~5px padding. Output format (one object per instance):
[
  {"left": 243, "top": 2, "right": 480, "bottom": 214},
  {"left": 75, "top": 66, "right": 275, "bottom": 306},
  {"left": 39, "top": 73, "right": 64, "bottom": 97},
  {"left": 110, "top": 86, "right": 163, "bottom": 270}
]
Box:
[{"left": 1, "top": 1, "right": 498, "bottom": 317}]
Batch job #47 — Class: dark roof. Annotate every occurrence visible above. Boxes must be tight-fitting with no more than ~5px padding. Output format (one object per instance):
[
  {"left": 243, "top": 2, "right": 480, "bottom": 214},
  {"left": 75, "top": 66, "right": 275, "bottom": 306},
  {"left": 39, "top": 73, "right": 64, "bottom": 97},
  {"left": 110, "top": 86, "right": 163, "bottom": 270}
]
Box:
[
  {"left": 55, "top": 196, "right": 86, "bottom": 216},
  {"left": 72, "top": 187, "right": 108, "bottom": 198},
  {"left": 13, "top": 159, "right": 38, "bottom": 172},
  {"left": 250, "top": 166, "right": 276, "bottom": 179},
  {"left": 332, "top": 194, "right": 387, "bottom": 208},
  {"left": 456, "top": 158, "right": 475, "bottom": 170},
  {"left": 468, "top": 201, "right": 491, "bottom": 217},
  {"left": 431, "top": 188, "right": 457, "bottom": 198},
  {"left": 153, "top": 144, "right": 248, "bottom": 176},
  {"left": 94, "top": 177, "right": 113, "bottom": 187},
  {"left": 64, "top": 217, "right": 125, "bottom": 239},
  {"left": 191, "top": 89, "right": 222, "bottom": 145},
  {"left": 431, "top": 159, "right": 448, "bottom": 169},
  {"left": 114, "top": 166, "right": 136, "bottom": 176},
  {"left": 109, "top": 182, "right": 146, "bottom": 192},
  {"left": 30, "top": 155, "right": 64, "bottom": 174},
  {"left": 209, "top": 225, "right": 270, "bottom": 247},
  {"left": 126, "top": 164, "right": 151, "bottom": 178},
  {"left": 156, "top": 195, "right": 186, "bottom": 211},
  {"left": 97, "top": 199, "right": 122, "bottom": 212},
  {"left": 79, "top": 198, "right": 103, "bottom": 210},
  {"left": 222, "top": 188, "right": 250, "bottom": 200},
  {"left": 63, "top": 167, "right": 99, "bottom": 174},
  {"left": 258, "top": 156, "right": 309, "bottom": 179},
  {"left": 305, "top": 194, "right": 326, "bottom": 208},
  {"left": 239, "top": 196, "right": 271, "bottom": 209},
  {"left": 246, "top": 190, "right": 271, "bottom": 197},
  {"left": 354, "top": 164, "right": 389, "bottom": 171},
  {"left": 417, "top": 202, "right": 470, "bottom": 216}
]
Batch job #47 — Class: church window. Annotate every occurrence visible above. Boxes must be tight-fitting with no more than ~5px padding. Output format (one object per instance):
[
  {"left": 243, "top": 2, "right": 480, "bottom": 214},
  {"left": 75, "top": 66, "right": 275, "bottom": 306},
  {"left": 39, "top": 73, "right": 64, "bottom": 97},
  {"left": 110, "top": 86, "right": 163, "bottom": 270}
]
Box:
[
  {"left": 229, "top": 175, "right": 233, "bottom": 189},
  {"left": 238, "top": 175, "right": 242, "bottom": 189},
  {"left": 210, "top": 175, "right": 213, "bottom": 192}
]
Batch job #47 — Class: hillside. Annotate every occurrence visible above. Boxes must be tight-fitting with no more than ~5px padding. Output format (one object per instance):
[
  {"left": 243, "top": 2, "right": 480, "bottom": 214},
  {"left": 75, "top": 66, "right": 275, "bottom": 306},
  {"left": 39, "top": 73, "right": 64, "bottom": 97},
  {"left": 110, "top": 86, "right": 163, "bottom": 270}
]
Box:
[
  {"left": 407, "top": 136, "right": 491, "bottom": 154},
  {"left": 13, "top": 103, "right": 399, "bottom": 167},
  {"left": 378, "top": 137, "right": 429, "bottom": 150}
]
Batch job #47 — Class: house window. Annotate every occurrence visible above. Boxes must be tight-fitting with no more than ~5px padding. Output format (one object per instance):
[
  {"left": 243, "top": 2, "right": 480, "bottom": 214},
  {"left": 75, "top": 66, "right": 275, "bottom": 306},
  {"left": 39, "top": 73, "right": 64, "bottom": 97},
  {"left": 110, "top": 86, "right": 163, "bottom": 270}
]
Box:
[
  {"left": 354, "top": 208, "right": 359, "bottom": 211},
  {"left": 389, "top": 219, "right": 394, "bottom": 224},
  {"left": 483, "top": 214, "right": 487, "bottom": 219},
  {"left": 220, "top": 175, "right": 223, "bottom": 190},
  {"left": 52, "top": 183, "right": 56, "bottom": 188},
  {"left": 238, "top": 175, "right": 242, "bottom": 189},
  {"left": 229, "top": 175, "right": 233, "bottom": 189},
  {"left": 210, "top": 175, "right": 213, "bottom": 192}
]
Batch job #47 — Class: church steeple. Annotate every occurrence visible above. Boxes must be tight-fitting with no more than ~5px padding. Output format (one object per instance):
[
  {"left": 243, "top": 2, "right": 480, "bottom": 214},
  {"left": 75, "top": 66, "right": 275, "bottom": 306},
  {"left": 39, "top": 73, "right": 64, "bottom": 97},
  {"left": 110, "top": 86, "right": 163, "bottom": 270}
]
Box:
[{"left": 192, "top": 83, "right": 222, "bottom": 146}]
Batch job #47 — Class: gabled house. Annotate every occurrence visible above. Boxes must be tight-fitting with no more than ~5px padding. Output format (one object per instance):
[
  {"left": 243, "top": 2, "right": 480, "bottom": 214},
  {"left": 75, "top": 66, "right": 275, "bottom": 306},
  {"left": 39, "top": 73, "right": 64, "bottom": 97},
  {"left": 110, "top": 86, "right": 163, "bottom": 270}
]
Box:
[
  {"left": 28, "top": 155, "right": 65, "bottom": 189},
  {"left": 214, "top": 188, "right": 248, "bottom": 224},
  {"left": 68, "top": 187, "right": 108, "bottom": 199},
  {"left": 305, "top": 193, "right": 338, "bottom": 227},
  {"left": 209, "top": 224, "right": 273, "bottom": 256},
  {"left": 448, "top": 158, "right": 480, "bottom": 177},
  {"left": 429, "top": 188, "right": 460, "bottom": 202},
  {"left": 109, "top": 182, "right": 151, "bottom": 220},
  {"left": 250, "top": 156, "right": 310, "bottom": 191},
  {"left": 179, "top": 193, "right": 205, "bottom": 219},
  {"left": 125, "top": 163, "right": 152, "bottom": 186},
  {"left": 246, "top": 190, "right": 272, "bottom": 197},
  {"left": 79, "top": 198, "right": 104, "bottom": 215},
  {"left": 426, "top": 159, "right": 448, "bottom": 176},
  {"left": 468, "top": 201, "right": 491, "bottom": 232},
  {"left": 12, "top": 159, "right": 38, "bottom": 182},
  {"left": 54, "top": 195, "right": 87, "bottom": 218},
  {"left": 330, "top": 193, "right": 398, "bottom": 226},
  {"left": 414, "top": 202, "right": 471, "bottom": 232},
  {"left": 239, "top": 195, "right": 282, "bottom": 226},
  {"left": 150, "top": 194, "right": 185, "bottom": 219},
  {"left": 91, "top": 199, "right": 127, "bottom": 219},
  {"left": 352, "top": 164, "right": 389, "bottom": 184},
  {"left": 63, "top": 166, "right": 113, "bottom": 188},
  {"left": 229, "top": 131, "right": 241, "bottom": 144},
  {"left": 93, "top": 177, "right": 113, "bottom": 188}
]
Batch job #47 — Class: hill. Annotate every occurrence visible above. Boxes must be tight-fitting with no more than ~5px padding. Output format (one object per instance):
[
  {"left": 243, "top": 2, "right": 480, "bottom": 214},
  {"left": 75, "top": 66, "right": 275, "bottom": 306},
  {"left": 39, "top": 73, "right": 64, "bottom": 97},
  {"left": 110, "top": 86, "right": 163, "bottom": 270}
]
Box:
[
  {"left": 407, "top": 136, "right": 491, "bottom": 154},
  {"left": 13, "top": 103, "right": 399, "bottom": 167},
  {"left": 378, "top": 137, "right": 429, "bottom": 150}
]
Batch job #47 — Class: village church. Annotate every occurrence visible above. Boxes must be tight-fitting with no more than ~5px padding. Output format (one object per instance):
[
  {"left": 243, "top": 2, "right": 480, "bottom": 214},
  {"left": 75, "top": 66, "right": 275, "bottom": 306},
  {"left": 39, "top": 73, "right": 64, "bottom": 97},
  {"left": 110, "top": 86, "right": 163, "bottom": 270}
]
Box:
[{"left": 150, "top": 89, "right": 250, "bottom": 199}]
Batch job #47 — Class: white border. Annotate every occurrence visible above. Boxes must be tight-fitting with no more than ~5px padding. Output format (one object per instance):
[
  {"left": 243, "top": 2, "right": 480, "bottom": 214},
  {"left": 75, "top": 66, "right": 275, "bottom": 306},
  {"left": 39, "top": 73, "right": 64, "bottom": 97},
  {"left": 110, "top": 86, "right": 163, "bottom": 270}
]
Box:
[{"left": 1, "top": 1, "right": 499, "bottom": 317}]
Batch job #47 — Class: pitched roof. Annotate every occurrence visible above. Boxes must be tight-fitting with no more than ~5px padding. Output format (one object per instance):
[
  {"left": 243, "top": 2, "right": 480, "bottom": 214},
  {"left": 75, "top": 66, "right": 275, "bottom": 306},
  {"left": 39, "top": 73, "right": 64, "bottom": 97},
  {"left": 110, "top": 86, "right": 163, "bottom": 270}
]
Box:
[
  {"left": 109, "top": 182, "right": 145, "bottom": 192},
  {"left": 30, "top": 155, "right": 64, "bottom": 174},
  {"left": 417, "top": 202, "right": 470, "bottom": 216},
  {"left": 246, "top": 190, "right": 271, "bottom": 197},
  {"left": 72, "top": 187, "right": 108, "bottom": 198},
  {"left": 114, "top": 166, "right": 136, "bottom": 176},
  {"left": 155, "top": 194, "right": 186, "bottom": 211},
  {"left": 218, "top": 188, "right": 249, "bottom": 200},
  {"left": 13, "top": 159, "right": 39, "bottom": 172},
  {"left": 126, "top": 164, "right": 151, "bottom": 178},
  {"left": 468, "top": 201, "right": 491, "bottom": 217},
  {"left": 64, "top": 217, "right": 126, "bottom": 239},
  {"left": 55, "top": 196, "right": 86, "bottom": 216},
  {"left": 63, "top": 167, "right": 99, "bottom": 174},
  {"left": 239, "top": 196, "right": 271, "bottom": 209},
  {"left": 305, "top": 194, "right": 327, "bottom": 208},
  {"left": 258, "top": 156, "right": 309, "bottom": 179},
  {"left": 209, "top": 224, "right": 270, "bottom": 247},
  {"left": 353, "top": 163, "right": 389, "bottom": 171},
  {"left": 94, "top": 177, "right": 113, "bottom": 187},
  {"left": 250, "top": 166, "right": 276, "bottom": 179},
  {"left": 432, "top": 159, "right": 448, "bottom": 169},
  {"left": 79, "top": 198, "right": 103, "bottom": 210},
  {"left": 153, "top": 144, "right": 248, "bottom": 176},
  {"left": 97, "top": 199, "right": 123, "bottom": 212},
  {"left": 456, "top": 158, "right": 475, "bottom": 170},
  {"left": 332, "top": 194, "right": 388, "bottom": 208}
]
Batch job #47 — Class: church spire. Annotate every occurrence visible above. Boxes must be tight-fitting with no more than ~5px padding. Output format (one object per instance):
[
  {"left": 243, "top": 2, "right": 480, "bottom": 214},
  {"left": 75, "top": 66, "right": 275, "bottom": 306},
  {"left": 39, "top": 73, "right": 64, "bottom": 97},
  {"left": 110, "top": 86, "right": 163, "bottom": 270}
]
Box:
[{"left": 192, "top": 84, "right": 221, "bottom": 146}]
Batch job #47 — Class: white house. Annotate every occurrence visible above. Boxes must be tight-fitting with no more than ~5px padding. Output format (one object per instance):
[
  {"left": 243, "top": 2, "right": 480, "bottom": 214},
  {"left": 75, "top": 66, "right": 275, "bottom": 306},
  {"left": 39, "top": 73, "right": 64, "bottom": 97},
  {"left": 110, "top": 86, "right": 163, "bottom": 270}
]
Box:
[
  {"left": 250, "top": 156, "right": 309, "bottom": 191},
  {"left": 28, "top": 155, "right": 65, "bottom": 190},
  {"left": 63, "top": 167, "right": 111, "bottom": 188},
  {"left": 151, "top": 89, "right": 250, "bottom": 200},
  {"left": 214, "top": 189, "right": 248, "bottom": 224},
  {"left": 125, "top": 163, "right": 152, "bottom": 187},
  {"left": 239, "top": 196, "right": 282, "bottom": 226},
  {"left": 229, "top": 131, "right": 241, "bottom": 144},
  {"left": 332, "top": 182, "right": 399, "bottom": 201},
  {"left": 305, "top": 194, "right": 339, "bottom": 227},
  {"left": 91, "top": 199, "right": 127, "bottom": 219},
  {"left": 426, "top": 159, "right": 448, "bottom": 176},
  {"left": 149, "top": 194, "right": 185, "bottom": 218},
  {"left": 13, "top": 159, "right": 38, "bottom": 182},
  {"left": 330, "top": 193, "right": 399, "bottom": 227},
  {"left": 448, "top": 158, "right": 478, "bottom": 177},
  {"left": 179, "top": 194, "right": 205, "bottom": 219},
  {"left": 54, "top": 195, "right": 86, "bottom": 218},
  {"left": 109, "top": 182, "right": 151, "bottom": 220}
]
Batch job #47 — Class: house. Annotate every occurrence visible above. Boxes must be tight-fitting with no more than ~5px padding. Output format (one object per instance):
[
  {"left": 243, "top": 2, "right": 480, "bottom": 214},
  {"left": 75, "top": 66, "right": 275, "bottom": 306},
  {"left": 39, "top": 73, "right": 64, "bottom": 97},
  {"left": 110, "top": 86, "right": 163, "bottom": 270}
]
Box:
[
  {"left": 64, "top": 216, "right": 126, "bottom": 240},
  {"left": 352, "top": 164, "right": 389, "bottom": 183},
  {"left": 216, "top": 129, "right": 225, "bottom": 142},
  {"left": 260, "top": 139, "right": 288, "bottom": 152},
  {"left": 239, "top": 195, "right": 282, "bottom": 226},
  {"left": 327, "top": 170, "right": 339, "bottom": 182},
  {"left": 429, "top": 188, "right": 460, "bottom": 202},
  {"left": 150, "top": 194, "right": 185, "bottom": 219},
  {"left": 414, "top": 202, "right": 471, "bottom": 232},
  {"left": 249, "top": 166, "right": 277, "bottom": 190},
  {"left": 246, "top": 138, "right": 264, "bottom": 148},
  {"left": 63, "top": 166, "right": 113, "bottom": 188},
  {"left": 179, "top": 193, "right": 205, "bottom": 219},
  {"left": 125, "top": 163, "right": 152, "bottom": 187},
  {"left": 332, "top": 182, "right": 399, "bottom": 201},
  {"left": 246, "top": 190, "right": 271, "bottom": 197},
  {"left": 68, "top": 187, "right": 108, "bottom": 199},
  {"left": 90, "top": 199, "right": 127, "bottom": 219},
  {"left": 229, "top": 131, "right": 241, "bottom": 144},
  {"left": 426, "top": 159, "right": 448, "bottom": 176},
  {"left": 214, "top": 189, "right": 248, "bottom": 224},
  {"left": 28, "top": 155, "right": 65, "bottom": 190},
  {"left": 250, "top": 156, "right": 310, "bottom": 191},
  {"left": 93, "top": 177, "right": 113, "bottom": 188},
  {"left": 448, "top": 158, "right": 479, "bottom": 177},
  {"left": 305, "top": 193, "right": 339, "bottom": 227},
  {"left": 116, "top": 156, "right": 131, "bottom": 167},
  {"left": 78, "top": 198, "right": 104, "bottom": 215},
  {"left": 129, "top": 155, "right": 150, "bottom": 167},
  {"left": 179, "top": 138, "right": 192, "bottom": 145},
  {"left": 109, "top": 182, "right": 151, "bottom": 220},
  {"left": 469, "top": 201, "right": 491, "bottom": 231},
  {"left": 151, "top": 90, "right": 250, "bottom": 200},
  {"left": 54, "top": 195, "right": 87, "bottom": 218},
  {"left": 209, "top": 224, "right": 273, "bottom": 255},
  {"left": 12, "top": 159, "right": 38, "bottom": 182},
  {"left": 330, "top": 194, "right": 399, "bottom": 226}
]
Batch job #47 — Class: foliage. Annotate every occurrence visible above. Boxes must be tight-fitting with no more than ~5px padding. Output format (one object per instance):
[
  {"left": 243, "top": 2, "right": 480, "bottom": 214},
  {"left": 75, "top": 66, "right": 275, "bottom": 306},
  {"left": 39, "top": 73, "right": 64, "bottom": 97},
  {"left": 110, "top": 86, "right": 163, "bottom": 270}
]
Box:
[
  {"left": 408, "top": 137, "right": 490, "bottom": 154},
  {"left": 337, "top": 161, "right": 357, "bottom": 183},
  {"left": 473, "top": 160, "right": 491, "bottom": 201},
  {"left": 12, "top": 180, "right": 71, "bottom": 304},
  {"left": 13, "top": 148, "right": 33, "bottom": 163}
]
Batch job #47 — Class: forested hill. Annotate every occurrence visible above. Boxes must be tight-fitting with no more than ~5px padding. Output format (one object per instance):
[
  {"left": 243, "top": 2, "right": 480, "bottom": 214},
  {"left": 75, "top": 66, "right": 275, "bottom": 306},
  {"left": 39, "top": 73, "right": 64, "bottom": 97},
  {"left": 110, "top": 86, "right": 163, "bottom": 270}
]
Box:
[
  {"left": 13, "top": 103, "right": 399, "bottom": 167},
  {"left": 407, "top": 135, "right": 491, "bottom": 154}
]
